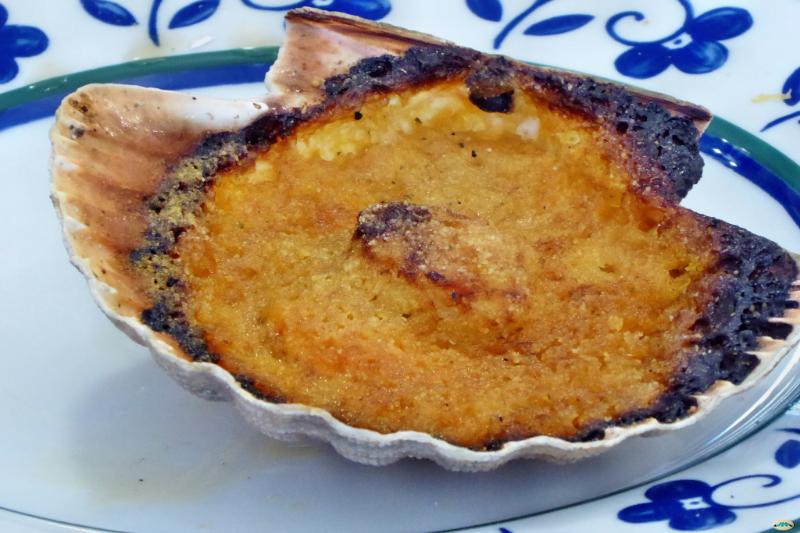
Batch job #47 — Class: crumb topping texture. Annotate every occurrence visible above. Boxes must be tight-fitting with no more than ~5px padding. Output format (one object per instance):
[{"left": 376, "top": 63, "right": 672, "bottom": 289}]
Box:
[{"left": 162, "top": 83, "right": 722, "bottom": 447}]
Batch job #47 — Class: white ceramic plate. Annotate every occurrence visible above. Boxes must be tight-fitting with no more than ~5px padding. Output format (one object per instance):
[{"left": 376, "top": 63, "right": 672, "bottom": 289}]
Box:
[{"left": 1, "top": 51, "right": 800, "bottom": 531}]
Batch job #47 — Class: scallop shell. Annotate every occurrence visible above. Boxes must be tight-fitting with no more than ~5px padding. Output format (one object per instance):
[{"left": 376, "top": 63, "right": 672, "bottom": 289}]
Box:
[{"left": 50, "top": 8, "right": 800, "bottom": 471}]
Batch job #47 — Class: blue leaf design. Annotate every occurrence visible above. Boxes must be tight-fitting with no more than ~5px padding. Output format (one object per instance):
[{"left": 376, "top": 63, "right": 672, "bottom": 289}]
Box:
[
  {"left": 524, "top": 14, "right": 593, "bottom": 36},
  {"left": 0, "top": 56, "right": 19, "bottom": 84},
  {"left": 783, "top": 68, "right": 800, "bottom": 106},
  {"left": 311, "top": 0, "right": 391, "bottom": 20},
  {"left": 775, "top": 439, "right": 800, "bottom": 468},
  {"left": 80, "top": 0, "right": 138, "bottom": 26},
  {"left": 669, "top": 507, "right": 736, "bottom": 530},
  {"left": 240, "top": 1, "right": 308, "bottom": 12},
  {"left": 618, "top": 502, "right": 669, "bottom": 524},
  {"left": 778, "top": 428, "right": 800, "bottom": 435},
  {"left": 614, "top": 44, "right": 670, "bottom": 79},
  {"left": 169, "top": 0, "right": 220, "bottom": 29},
  {"left": 0, "top": 26, "right": 49, "bottom": 57},
  {"left": 466, "top": 0, "right": 503, "bottom": 22},
  {"left": 688, "top": 7, "right": 753, "bottom": 42},
  {"left": 673, "top": 41, "right": 728, "bottom": 75},
  {"left": 762, "top": 110, "right": 800, "bottom": 131}
]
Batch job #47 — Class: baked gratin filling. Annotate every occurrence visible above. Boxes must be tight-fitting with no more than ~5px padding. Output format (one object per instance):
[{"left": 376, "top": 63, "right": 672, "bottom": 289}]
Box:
[{"left": 126, "top": 47, "right": 797, "bottom": 450}]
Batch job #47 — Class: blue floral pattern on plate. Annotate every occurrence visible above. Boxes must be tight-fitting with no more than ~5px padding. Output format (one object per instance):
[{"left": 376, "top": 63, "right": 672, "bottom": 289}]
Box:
[
  {"left": 762, "top": 67, "right": 800, "bottom": 132},
  {"left": 80, "top": 0, "right": 390, "bottom": 46},
  {"left": 616, "top": 428, "right": 800, "bottom": 531},
  {"left": 243, "top": 0, "right": 390, "bottom": 20},
  {"left": 619, "top": 480, "right": 737, "bottom": 531},
  {"left": 607, "top": 0, "right": 753, "bottom": 79},
  {"left": 466, "top": 0, "right": 752, "bottom": 80},
  {"left": 466, "top": 0, "right": 593, "bottom": 49},
  {"left": 0, "top": 3, "right": 48, "bottom": 84}
]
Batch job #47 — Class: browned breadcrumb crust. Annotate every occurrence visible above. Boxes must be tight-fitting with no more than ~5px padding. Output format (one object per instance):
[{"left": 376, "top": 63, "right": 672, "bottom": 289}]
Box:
[{"left": 131, "top": 44, "right": 797, "bottom": 450}]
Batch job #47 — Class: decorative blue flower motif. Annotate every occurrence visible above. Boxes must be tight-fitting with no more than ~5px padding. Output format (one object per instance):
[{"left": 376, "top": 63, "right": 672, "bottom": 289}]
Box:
[
  {"left": 243, "top": 0, "right": 390, "bottom": 20},
  {"left": 619, "top": 469, "right": 800, "bottom": 531},
  {"left": 762, "top": 69, "right": 800, "bottom": 132},
  {"left": 618, "top": 480, "right": 736, "bottom": 531},
  {"left": 465, "top": 0, "right": 594, "bottom": 49},
  {"left": 467, "top": 1, "right": 751, "bottom": 80},
  {"left": 0, "top": 3, "right": 48, "bottom": 84},
  {"left": 81, "top": 0, "right": 390, "bottom": 47},
  {"left": 607, "top": 0, "right": 753, "bottom": 79}
]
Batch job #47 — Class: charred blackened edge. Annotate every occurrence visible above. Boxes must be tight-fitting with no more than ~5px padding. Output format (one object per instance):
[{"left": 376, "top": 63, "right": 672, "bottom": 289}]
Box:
[
  {"left": 466, "top": 56, "right": 516, "bottom": 113},
  {"left": 567, "top": 218, "right": 798, "bottom": 444},
  {"left": 518, "top": 66, "right": 709, "bottom": 203},
  {"left": 323, "top": 45, "right": 479, "bottom": 101},
  {"left": 131, "top": 44, "right": 795, "bottom": 451},
  {"left": 480, "top": 222, "right": 799, "bottom": 448},
  {"left": 235, "top": 375, "right": 286, "bottom": 404},
  {"left": 132, "top": 112, "right": 304, "bottom": 364},
  {"left": 326, "top": 46, "right": 710, "bottom": 203}
]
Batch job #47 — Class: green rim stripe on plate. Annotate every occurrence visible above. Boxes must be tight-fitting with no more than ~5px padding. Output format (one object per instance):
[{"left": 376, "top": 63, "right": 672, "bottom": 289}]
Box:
[
  {"left": 707, "top": 117, "right": 800, "bottom": 194},
  {"left": 0, "top": 46, "right": 278, "bottom": 111}
]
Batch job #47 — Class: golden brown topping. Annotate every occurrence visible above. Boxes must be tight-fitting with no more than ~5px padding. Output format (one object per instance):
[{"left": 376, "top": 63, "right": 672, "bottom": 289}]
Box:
[{"left": 165, "top": 83, "right": 720, "bottom": 447}]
